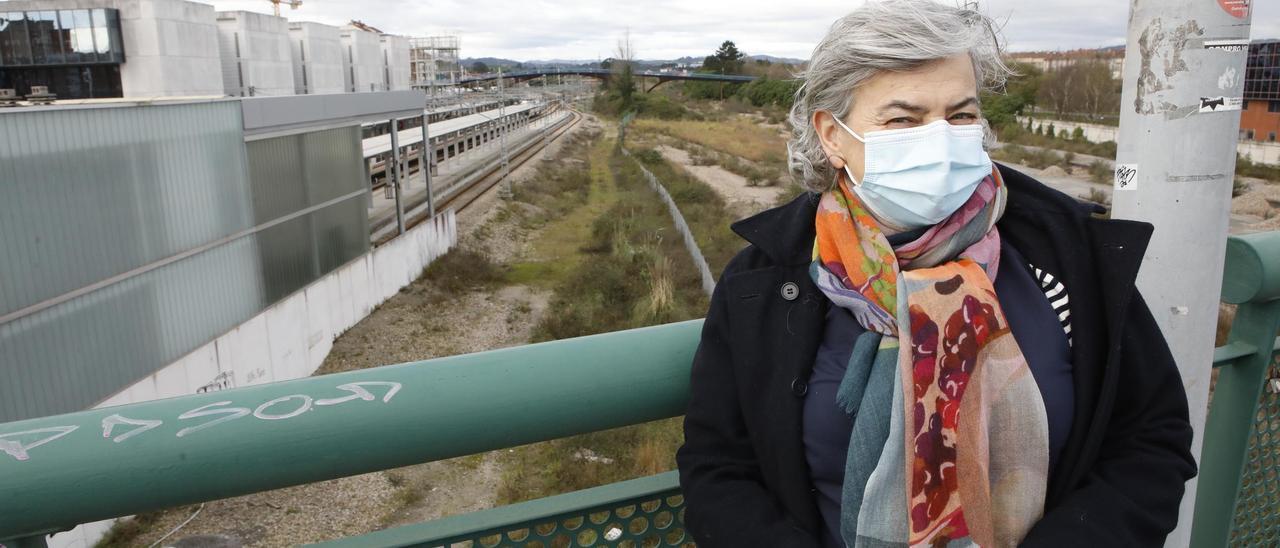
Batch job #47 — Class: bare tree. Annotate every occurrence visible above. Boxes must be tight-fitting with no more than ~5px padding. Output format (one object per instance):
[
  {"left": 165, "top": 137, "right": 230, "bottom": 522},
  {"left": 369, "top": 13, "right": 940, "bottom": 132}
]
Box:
[{"left": 612, "top": 29, "right": 637, "bottom": 106}]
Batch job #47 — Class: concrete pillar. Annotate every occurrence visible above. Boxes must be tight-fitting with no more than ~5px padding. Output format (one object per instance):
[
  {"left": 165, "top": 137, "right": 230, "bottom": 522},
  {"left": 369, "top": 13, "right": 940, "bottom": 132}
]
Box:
[{"left": 1110, "top": 1, "right": 1253, "bottom": 544}]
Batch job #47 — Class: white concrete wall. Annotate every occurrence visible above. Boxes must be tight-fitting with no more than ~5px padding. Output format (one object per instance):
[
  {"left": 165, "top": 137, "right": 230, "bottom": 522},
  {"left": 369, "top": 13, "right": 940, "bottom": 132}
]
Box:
[
  {"left": 2, "top": 0, "right": 224, "bottom": 97},
  {"left": 380, "top": 34, "right": 412, "bottom": 91},
  {"left": 1019, "top": 116, "right": 1119, "bottom": 144},
  {"left": 1018, "top": 116, "right": 1279, "bottom": 165},
  {"left": 341, "top": 27, "right": 382, "bottom": 92},
  {"left": 1241, "top": 141, "right": 1280, "bottom": 165},
  {"left": 288, "top": 22, "right": 345, "bottom": 95},
  {"left": 216, "top": 11, "right": 295, "bottom": 97},
  {"left": 47, "top": 211, "right": 456, "bottom": 548}
]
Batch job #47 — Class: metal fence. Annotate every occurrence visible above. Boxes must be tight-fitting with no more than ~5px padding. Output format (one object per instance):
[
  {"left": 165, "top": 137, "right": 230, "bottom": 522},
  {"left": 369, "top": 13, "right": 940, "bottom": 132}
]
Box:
[
  {"left": 620, "top": 147, "right": 716, "bottom": 298},
  {"left": 1193, "top": 231, "right": 1280, "bottom": 546}
]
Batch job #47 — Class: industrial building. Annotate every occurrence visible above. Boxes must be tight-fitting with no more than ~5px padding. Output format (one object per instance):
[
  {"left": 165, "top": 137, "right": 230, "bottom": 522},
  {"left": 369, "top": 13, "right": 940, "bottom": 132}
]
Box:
[
  {"left": 340, "top": 23, "right": 382, "bottom": 93},
  {"left": 289, "top": 20, "right": 344, "bottom": 94},
  {"left": 215, "top": 10, "right": 295, "bottom": 97},
  {"left": 410, "top": 35, "right": 463, "bottom": 88},
  {"left": 380, "top": 33, "right": 411, "bottom": 91},
  {"left": 0, "top": 0, "right": 418, "bottom": 100},
  {"left": 1242, "top": 39, "right": 1279, "bottom": 143},
  {"left": 0, "top": 0, "right": 223, "bottom": 98}
]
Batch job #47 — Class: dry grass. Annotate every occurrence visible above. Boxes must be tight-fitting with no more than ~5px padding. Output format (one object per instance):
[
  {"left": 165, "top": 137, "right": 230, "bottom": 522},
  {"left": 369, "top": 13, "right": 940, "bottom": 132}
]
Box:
[{"left": 631, "top": 117, "right": 787, "bottom": 167}]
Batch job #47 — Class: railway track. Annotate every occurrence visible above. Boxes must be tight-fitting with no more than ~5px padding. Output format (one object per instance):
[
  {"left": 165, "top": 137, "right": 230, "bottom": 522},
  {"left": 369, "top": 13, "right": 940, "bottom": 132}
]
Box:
[{"left": 372, "top": 108, "right": 583, "bottom": 246}]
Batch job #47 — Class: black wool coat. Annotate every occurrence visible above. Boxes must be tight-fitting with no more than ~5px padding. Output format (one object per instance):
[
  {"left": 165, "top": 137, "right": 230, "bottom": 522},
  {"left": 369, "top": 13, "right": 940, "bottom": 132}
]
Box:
[{"left": 675, "top": 163, "right": 1198, "bottom": 547}]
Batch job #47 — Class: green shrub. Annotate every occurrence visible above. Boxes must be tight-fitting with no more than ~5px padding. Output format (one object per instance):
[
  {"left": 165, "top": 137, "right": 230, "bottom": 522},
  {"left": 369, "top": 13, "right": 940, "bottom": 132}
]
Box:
[
  {"left": 1238, "top": 155, "right": 1280, "bottom": 182},
  {"left": 735, "top": 77, "right": 802, "bottom": 108},
  {"left": 1088, "top": 159, "right": 1112, "bottom": 185}
]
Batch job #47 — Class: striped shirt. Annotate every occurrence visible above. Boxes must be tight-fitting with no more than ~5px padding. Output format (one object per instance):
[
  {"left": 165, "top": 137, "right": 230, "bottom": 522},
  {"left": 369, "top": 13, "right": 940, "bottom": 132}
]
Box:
[{"left": 1031, "top": 265, "right": 1072, "bottom": 346}]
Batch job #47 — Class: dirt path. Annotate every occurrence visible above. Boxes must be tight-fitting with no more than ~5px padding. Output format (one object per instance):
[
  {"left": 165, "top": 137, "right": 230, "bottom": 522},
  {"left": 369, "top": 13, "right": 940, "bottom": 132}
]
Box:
[
  {"left": 652, "top": 144, "right": 783, "bottom": 218},
  {"left": 112, "top": 115, "right": 600, "bottom": 548}
]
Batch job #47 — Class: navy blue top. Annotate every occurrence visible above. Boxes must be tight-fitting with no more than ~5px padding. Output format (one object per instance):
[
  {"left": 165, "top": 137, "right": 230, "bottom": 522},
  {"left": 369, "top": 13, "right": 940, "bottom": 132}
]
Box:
[{"left": 802, "top": 239, "right": 1075, "bottom": 548}]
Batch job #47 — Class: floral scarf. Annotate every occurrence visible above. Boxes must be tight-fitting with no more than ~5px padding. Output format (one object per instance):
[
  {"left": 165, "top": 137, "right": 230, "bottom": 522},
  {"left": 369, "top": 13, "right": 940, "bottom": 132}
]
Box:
[{"left": 811, "top": 169, "right": 1050, "bottom": 547}]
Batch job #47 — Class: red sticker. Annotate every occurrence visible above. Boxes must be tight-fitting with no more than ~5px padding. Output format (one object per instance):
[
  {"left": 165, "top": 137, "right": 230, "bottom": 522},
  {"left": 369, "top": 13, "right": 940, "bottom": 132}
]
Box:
[{"left": 1219, "top": 0, "right": 1250, "bottom": 19}]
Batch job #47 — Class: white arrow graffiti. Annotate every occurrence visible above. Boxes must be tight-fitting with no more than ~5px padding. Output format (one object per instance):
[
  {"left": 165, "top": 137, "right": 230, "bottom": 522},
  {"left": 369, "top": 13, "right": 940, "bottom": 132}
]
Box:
[
  {"left": 314, "top": 382, "right": 402, "bottom": 406},
  {"left": 101, "top": 414, "right": 164, "bottom": 443},
  {"left": 0, "top": 426, "right": 79, "bottom": 461}
]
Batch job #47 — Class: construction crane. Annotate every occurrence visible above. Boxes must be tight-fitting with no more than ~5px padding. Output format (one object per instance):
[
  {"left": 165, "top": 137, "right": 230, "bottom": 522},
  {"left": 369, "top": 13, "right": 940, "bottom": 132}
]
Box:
[{"left": 268, "top": 0, "right": 302, "bottom": 17}]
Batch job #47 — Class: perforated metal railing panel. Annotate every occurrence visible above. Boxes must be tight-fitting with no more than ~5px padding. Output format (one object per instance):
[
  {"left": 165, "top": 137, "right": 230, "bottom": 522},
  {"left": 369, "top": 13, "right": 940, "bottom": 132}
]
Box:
[
  {"left": 461, "top": 490, "right": 690, "bottom": 548},
  {"left": 315, "top": 471, "right": 692, "bottom": 548},
  {"left": 1228, "top": 351, "right": 1280, "bottom": 546}
]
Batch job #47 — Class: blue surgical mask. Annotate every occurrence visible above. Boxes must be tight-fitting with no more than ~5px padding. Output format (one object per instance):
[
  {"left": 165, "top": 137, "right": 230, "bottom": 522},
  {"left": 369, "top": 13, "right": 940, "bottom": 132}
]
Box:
[{"left": 832, "top": 116, "right": 992, "bottom": 229}]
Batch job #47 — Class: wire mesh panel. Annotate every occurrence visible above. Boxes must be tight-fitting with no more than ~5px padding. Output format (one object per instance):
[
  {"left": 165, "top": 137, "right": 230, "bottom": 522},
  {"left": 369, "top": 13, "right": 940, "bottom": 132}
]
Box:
[
  {"left": 457, "top": 490, "right": 690, "bottom": 548},
  {"left": 322, "top": 473, "right": 692, "bottom": 548},
  {"left": 1228, "top": 350, "right": 1280, "bottom": 546}
]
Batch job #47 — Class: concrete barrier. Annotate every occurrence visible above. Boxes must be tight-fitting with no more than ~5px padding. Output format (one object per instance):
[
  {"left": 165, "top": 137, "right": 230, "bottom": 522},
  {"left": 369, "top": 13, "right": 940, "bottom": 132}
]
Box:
[{"left": 1017, "top": 116, "right": 1279, "bottom": 166}]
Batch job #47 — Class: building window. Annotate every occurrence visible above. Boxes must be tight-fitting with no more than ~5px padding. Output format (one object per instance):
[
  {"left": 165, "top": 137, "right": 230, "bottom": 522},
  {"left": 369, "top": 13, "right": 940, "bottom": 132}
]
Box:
[
  {"left": 0, "top": 8, "right": 122, "bottom": 68},
  {"left": 1271, "top": 132, "right": 1278, "bottom": 142},
  {"left": 1270, "top": 101, "right": 1280, "bottom": 113},
  {"left": 1247, "top": 129, "right": 1256, "bottom": 140}
]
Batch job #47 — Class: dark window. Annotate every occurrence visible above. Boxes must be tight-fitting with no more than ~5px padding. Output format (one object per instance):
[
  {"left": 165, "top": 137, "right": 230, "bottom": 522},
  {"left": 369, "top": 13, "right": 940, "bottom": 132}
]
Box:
[
  {"left": 0, "top": 12, "right": 33, "bottom": 66},
  {"left": 1247, "top": 129, "right": 1256, "bottom": 140},
  {"left": 0, "top": 8, "right": 121, "bottom": 68},
  {"left": 0, "top": 64, "right": 121, "bottom": 98},
  {"left": 1270, "top": 101, "right": 1280, "bottom": 113},
  {"left": 1271, "top": 132, "right": 1277, "bottom": 142},
  {"left": 26, "top": 11, "right": 61, "bottom": 65},
  {"left": 66, "top": 9, "right": 95, "bottom": 64},
  {"left": 1246, "top": 42, "right": 1280, "bottom": 101}
]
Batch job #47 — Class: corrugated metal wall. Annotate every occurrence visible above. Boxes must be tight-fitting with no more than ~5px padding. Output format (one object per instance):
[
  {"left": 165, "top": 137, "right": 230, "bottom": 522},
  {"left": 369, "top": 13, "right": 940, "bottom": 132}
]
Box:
[{"left": 0, "top": 101, "right": 370, "bottom": 422}]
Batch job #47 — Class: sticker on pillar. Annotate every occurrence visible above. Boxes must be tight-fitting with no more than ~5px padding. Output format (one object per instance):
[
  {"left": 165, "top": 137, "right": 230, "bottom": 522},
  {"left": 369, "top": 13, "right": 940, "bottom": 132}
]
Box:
[
  {"left": 1204, "top": 39, "right": 1250, "bottom": 53},
  {"left": 1199, "top": 96, "right": 1243, "bottom": 113},
  {"left": 1217, "top": 0, "right": 1250, "bottom": 19},
  {"left": 1115, "top": 164, "right": 1139, "bottom": 191}
]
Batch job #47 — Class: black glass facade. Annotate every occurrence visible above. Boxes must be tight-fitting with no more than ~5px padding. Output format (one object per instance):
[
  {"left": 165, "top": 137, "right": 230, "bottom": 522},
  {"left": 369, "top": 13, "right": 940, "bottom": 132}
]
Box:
[
  {"left": 1246, "top": 40, "right": 1279, "bottom": 102},
  {"left": 0, "top": 9, "right": 125, "bottom": 98}
]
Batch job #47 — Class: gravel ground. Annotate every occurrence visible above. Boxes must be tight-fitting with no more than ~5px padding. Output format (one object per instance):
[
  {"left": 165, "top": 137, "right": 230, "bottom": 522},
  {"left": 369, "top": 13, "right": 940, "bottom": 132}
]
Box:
[{"left": 106, "top": 114, "right": 597, "bottom": 548}]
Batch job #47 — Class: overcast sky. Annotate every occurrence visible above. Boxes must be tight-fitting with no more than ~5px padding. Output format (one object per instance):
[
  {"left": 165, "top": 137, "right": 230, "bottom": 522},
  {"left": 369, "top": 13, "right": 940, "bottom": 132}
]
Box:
[{"left": 208, "top": 0, "right": 1278, "bottom": 62}]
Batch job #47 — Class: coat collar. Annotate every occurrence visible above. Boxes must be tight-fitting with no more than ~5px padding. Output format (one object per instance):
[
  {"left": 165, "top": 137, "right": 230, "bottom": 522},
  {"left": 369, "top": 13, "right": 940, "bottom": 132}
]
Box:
[{"left": 730, "top": 191, "right": 822, "bottom": 267}]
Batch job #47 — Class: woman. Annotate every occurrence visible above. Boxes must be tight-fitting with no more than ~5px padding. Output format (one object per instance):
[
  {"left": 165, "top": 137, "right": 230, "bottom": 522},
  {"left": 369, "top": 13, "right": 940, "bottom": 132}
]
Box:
[{"left": 675, "top": 2, "right": 1196, "bottom": 547}]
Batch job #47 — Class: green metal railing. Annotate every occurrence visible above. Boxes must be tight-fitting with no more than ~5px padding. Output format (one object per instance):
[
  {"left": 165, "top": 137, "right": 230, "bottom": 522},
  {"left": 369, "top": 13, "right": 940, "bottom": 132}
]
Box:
[
  {"left": 0, "top": 321, "right": 701, "bottom": 546},
  {"left": 316, "top": 472, "right": 687, "bottom": 548},
  {"left": 8, "top": 232, "right": 1280, "bottom": 547},
  {"left": 1194, "top": 231, "right": 1280, "bottom": 547}
]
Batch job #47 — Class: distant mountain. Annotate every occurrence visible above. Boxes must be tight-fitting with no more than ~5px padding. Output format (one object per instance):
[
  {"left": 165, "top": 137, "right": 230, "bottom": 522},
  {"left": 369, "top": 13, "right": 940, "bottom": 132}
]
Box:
[{"left": 747, "top": 54, "right": 807, "bottom": 64}]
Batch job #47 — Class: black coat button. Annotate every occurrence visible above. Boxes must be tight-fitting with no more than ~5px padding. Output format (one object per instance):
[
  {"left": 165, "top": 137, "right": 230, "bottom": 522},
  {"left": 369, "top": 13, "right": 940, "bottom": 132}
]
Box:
[{"left": 791, "top": 377, "right": 808, "bottom": 397}]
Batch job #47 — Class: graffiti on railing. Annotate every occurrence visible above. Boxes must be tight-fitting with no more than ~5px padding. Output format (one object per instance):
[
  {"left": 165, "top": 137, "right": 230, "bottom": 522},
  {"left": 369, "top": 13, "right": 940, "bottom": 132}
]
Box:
[
  {"left": 196, "top": 371, "right": 235, "bottom": 393},
  {"left": 0, "top": 381, "right": 401, "bottom": 462}
]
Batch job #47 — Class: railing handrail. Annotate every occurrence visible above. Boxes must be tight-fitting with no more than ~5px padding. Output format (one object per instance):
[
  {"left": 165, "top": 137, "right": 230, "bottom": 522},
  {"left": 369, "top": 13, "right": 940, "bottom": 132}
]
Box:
[{"left": 0, "top": 320, "right": 703, "bottom": 541}]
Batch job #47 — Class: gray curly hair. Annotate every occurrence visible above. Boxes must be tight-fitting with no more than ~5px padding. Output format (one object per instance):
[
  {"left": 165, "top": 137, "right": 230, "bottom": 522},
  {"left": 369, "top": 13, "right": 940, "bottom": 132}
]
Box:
[{"left": 786, "top": 0, "right": 1012, "bottom": 192}]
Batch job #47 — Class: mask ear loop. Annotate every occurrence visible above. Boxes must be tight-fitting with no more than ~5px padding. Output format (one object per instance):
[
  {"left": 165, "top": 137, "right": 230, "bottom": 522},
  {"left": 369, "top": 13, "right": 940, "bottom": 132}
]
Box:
[
  {"left": 825, "top": 112, "right": 865, "bottom": 187},
  {"left": 830, "top": 116, "right": 866, "bottom": 143}
]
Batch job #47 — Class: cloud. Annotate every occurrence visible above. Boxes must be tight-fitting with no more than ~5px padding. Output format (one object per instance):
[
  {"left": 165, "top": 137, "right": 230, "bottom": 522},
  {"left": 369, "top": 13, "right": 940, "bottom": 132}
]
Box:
[{"left": 207, "top": 0, "right": 1278, "bottom": 60}]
